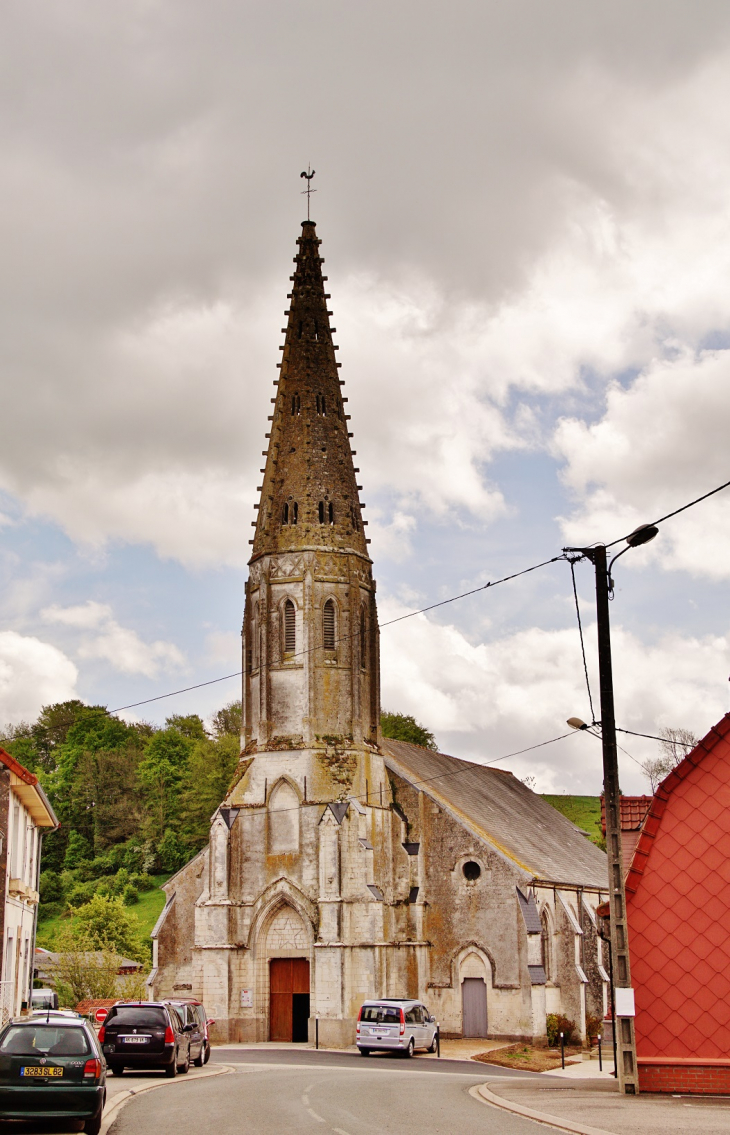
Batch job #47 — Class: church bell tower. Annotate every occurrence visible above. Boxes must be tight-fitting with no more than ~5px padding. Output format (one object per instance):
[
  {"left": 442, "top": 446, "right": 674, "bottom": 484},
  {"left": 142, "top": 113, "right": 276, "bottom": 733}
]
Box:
[{"left": 242, "top": 219, "right": 380, "bottom": 750}]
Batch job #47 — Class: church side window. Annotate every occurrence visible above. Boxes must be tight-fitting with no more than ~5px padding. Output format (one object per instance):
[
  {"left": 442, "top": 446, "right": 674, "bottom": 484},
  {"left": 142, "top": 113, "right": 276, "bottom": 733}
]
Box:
[
  {"left": 250, "top": 603, "right": 259, "bottom": 671},
  {"left": 291, "top": 393, "right": 301, "bottom": 415},
  {"left": 283, "top": 599, "right": 296, "bottom": 655},
  {"left": 541, "top": 911, "right": 552, "bottom": 981},
  {"left": 323, "top": 599, "right": 336, "bottom": 651},
  {"left": 316, "top": 393, "right": 326, "bottom": 415}
]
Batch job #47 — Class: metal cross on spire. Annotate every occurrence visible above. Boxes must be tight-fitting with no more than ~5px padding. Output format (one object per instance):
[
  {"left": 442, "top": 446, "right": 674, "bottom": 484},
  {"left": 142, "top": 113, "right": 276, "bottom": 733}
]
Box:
[{"left": 300, "top": 166, "right": 316, "bottom": 219}]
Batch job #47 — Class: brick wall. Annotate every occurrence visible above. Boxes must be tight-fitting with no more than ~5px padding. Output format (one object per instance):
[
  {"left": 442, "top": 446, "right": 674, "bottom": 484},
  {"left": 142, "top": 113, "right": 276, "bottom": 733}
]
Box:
[{"left": 639, "top": 1059, "right": 730, "bottom": 1094}]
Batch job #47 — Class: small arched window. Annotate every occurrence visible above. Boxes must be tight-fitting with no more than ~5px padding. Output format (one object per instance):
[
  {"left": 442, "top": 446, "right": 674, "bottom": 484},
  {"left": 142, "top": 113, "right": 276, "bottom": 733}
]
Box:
[
  {"left": 323, "top": 600, "right": 336, "bottom": 651},
  {"left": 283, "top": 599, "right": 296, "bottom": 655},
  {"left": 251, "top": 602, "right": 259, "bottom": 671},
  {"left": 316, "top": 393, "right": 326, "bottom": 415},
  {"left": 291, "top": 393, "right": 301, "bottom": 416},
  {"left": 541, "top": 911, "right": 551, "bottom": 980},
  {"left": 360, "top": 605, "right": 367, "bottom": 670},
  {"left": 318, "top": 501, "right": 325, "bottom": 524},
  {"left": 328, "top": 501, "right": 334, "bottom": 524},
  {"left": 282, "top": 502, "right": 289, "bottom": 525},
  {"left": 291, "top": 502, "right": 298, "bottom": 524}
]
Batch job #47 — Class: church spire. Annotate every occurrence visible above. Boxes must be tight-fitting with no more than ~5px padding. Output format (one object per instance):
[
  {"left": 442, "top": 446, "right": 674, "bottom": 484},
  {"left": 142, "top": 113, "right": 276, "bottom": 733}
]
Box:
[{"left": 250, "top": 220, "right": 369, "bottom": 562}]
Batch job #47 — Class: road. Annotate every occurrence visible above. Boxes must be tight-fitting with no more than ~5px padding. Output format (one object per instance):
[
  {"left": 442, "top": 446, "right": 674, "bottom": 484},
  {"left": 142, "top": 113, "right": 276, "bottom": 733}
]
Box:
[{"left": 106, "top": 1049, "right": 545, "bottom": 1135}]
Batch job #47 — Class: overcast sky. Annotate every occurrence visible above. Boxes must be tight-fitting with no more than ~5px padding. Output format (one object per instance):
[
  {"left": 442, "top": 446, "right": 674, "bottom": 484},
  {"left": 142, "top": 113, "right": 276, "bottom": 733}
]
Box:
[{"left": 1, "top": 0, "right": 729, "bottom": 793}]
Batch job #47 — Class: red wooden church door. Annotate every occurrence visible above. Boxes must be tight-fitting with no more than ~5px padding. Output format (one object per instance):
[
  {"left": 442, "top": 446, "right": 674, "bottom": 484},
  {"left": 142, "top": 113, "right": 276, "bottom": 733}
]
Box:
[{"left": 270, "top": 958, "right": 310, "bottom": 1041}]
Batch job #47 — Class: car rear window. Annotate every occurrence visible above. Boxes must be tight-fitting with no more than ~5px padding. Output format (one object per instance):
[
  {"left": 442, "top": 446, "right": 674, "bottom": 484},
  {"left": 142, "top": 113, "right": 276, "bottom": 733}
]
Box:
[
  {"left": 108, "top": 1007, "right": 167, "bottom": 1028},
  {"left": 360, "top": 1006, "right": 402, "bottom": 1024},
  {"left": 0, "top": 1025, "right": 91, "bottom": 1056}
]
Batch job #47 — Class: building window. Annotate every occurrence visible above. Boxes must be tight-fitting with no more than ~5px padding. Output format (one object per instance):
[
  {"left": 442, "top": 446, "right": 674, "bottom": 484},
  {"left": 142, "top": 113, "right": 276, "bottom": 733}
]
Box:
[
  {"left": 328, "top": 501, "right": 334, "bottom": 524},
  {"left": 323, "top": 600, "right": 336, "bottom": 651},
  {"left": 316, "top": 393, "right": 326, "bottom": 415},
  {"left": 291, "top": 393, "right": 301, "bottom": 415},
  {"left": 291, "top": 502, "right": 298, "bottom": 524},
  {"left": 462, "top": 861, "right": 481, "bottom": 881},
  {"left": 360, "top": 606, "right": 367, "bottom": 670},
  {"left": 318, "top": 501, "right": 325, "bottom": 523},
  {"left": 541, "top": 911, "right": 552, "bottom": 981},
  {"left": 283, "top": 599, "right": 296, "bottom": 655},
  {"left": 282, "top": 502, "right": 289, "bottom": 524}
]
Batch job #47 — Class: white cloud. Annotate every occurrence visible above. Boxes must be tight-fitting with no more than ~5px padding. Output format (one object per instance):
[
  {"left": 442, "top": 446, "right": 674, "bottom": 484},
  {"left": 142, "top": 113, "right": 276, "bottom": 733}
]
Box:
[
  {"left": 41, "top": 601, "right": 185, "bottom": 678},
  {"left": 0, "top": 632, "right": 78, "bottom": 727},
  {"left": 555, "top": 349, "right": 730, "bottom": 577},
  {"left": 379, "top": 600, "right": 730, "bottom": 794}
]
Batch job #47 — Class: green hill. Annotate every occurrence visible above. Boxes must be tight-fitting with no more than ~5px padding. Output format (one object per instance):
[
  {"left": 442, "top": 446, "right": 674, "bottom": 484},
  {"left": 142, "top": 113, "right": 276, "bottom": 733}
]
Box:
[{"left": 541, "top": 795, "right": 604, "bottom": 848}]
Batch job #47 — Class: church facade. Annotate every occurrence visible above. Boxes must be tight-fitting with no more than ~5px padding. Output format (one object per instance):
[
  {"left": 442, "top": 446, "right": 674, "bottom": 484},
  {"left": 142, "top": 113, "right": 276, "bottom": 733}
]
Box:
[{"left": 149, "top": 218, "right": 610, "bottom": 1046}]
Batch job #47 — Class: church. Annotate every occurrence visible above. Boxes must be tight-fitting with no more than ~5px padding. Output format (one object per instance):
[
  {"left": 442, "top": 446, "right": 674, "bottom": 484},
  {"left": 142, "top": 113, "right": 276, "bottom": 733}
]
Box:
[{"left": 149, "top": 216, "right": 610, "bottom": 1047}]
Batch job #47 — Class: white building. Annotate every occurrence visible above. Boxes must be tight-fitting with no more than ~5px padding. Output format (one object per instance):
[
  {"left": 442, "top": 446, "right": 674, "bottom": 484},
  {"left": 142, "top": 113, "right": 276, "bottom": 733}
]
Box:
[{"left": 0, "top": 747, "right": 58, "bottom": 1022}]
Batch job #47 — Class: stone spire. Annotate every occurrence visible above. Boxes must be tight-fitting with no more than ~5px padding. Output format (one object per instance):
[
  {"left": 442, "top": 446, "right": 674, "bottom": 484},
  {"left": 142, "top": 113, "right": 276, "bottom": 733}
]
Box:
[{"left": 250, "top": 220, "right": 369, "bottom": 562}]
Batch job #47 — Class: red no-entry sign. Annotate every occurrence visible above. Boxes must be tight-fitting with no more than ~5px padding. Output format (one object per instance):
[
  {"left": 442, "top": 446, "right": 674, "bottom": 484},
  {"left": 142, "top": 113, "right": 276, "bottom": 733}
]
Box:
[{"left": 95, "top": 1007, "right": 109, "bottom": 1024}]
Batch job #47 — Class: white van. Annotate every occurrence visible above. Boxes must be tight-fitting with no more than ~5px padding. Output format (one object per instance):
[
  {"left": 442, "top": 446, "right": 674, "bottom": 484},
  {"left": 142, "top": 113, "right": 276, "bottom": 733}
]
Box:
[{"left": 356, "top": 999, "right": 437, "bottom": 1056}]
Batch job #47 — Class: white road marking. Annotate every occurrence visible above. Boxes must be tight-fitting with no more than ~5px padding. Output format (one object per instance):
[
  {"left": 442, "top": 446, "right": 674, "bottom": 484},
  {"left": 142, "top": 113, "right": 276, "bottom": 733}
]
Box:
[
  {"left": 307, "top": 1106, "right": 325, "bottom": 1122},
  {"left": 332, "top": 1128, "right": 352, "bottom": 1134}
]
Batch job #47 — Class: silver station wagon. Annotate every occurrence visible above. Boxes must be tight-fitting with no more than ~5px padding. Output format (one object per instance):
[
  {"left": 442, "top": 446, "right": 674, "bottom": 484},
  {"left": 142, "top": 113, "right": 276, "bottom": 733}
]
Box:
[{"left": 356, "top": 999, "right": 437, "bottom": 1057}]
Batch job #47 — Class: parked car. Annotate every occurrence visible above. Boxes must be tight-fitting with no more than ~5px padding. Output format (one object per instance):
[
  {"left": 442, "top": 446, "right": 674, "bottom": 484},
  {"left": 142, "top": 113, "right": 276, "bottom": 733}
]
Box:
[
  {"left": 30, "top": 1009, "right": 81, "bottom": 1019},
  {"left": 356, "top": 999, "right": 438, "bottom": 1056},
  {"left": 99, "top": 1001, "right": 191, "bottom": 1077},
  {"left": 30, "top": 988, "right": 59, "bottom": 1011},
  {"left": 0, "top": 1016, "right": 106, "bottom": 1134},
  {"left": 165, "top": 1000, "right": 214, "bottom": 1066}
]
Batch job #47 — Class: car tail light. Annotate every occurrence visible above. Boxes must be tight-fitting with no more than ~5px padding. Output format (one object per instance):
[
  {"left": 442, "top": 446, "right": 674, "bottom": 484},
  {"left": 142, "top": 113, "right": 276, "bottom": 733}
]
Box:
[
  {"left": 164, "top": 1025, "right": 175, "bottom": 1044},
  {"left": 84, "top": 1058, "right": 102, "bottom": 1079},
  {"left": 97, "top": 1025, "right": 105, "bottom": 1043},
  {"left": 356, "top": 1006, "right": 362, "bottom": 1034},
  {"left": 399, "top": 1009, "right": 405, "bottom": 1036}
]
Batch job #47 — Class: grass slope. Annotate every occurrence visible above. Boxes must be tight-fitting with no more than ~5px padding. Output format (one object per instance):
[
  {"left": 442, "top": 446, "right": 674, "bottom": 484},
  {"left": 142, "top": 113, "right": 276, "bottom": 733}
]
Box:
[
  {"left": 541, "top": 795, "right": 604, "bottom": 848},
  {"left": 36, "top": 875, "right": 171, "bottom": 953}
]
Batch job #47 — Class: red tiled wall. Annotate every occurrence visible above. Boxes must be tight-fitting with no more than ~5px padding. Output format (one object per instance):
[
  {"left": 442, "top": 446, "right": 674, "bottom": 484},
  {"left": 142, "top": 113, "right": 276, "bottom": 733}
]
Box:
[
  {"left": 639, "top": 1062, "right": 730, "bottom": 1094},
  {"left": 627, "top": 722, "right": 730, "bottom": 1066}
]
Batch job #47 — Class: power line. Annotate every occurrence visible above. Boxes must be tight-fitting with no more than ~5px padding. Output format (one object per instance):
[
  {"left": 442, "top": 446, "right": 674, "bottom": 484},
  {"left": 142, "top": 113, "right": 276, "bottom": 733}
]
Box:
[
  {"left": 110, "top": 552, "right": 567, "bottom": 713},
  {"left": 616, "top": 726, "right": 695, "bottom": 747},
  {"left": 568, "top": 558, "right": 595, "bottom": 722},
  {"left": 604, "top": 477, "right": 730, "bottom": 550}
]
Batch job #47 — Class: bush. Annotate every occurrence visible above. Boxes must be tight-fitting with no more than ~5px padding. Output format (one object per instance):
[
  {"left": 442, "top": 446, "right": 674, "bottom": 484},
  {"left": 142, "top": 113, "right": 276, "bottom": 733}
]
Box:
[
  {"left": 37, "top": 901, "right": 63, "bottom": 920},
  {"left": 122, "top": 884, "right": 139, "bottom": 906},
  {"left": 586, "top": 1014, "right": 604, "bottom": 1041},
  {"left": 546, "top": 1014, "right": 576, "bottom": 1046},
  {"left": 65, "top": 881, "right": 99, "bottom": 909},
  {"left": 130, "top": 872, "right": 155, "bottom": 892},
  {"left": 63, "top": 831, "right": 93, "bottom": 870},
  {"left": 39, "top": 871, "right": 63, "bottom": 904}
]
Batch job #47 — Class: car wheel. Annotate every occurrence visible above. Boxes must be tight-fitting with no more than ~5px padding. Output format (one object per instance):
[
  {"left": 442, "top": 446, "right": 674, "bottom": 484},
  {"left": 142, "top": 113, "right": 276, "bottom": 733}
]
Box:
[
  {"left": 359, "top": 1047, "right": 371, "bottom": 1057},
  {"left": 403, "top": 1038, "right": 415, "bottom": 1058},
  {"left": 203, "top": 1041, "right": 211, "bottom": 1065},
  {"left": 165, "top": 1058, "right": 178, "bottom": 1078},
  {"left": 193, "top": 1043, "right": 204, "bottom": 1068},
  {"left": 178, "top": 1050, "right": 190, "bottom": 1074},
  {"left": 428, "top": 1035, "right": 437, "bottom": 1053},
  {"left": 110, "top": 1065, "right": 124, "bottom": 1076},
  {"left": 84, "top": 1110, "right": 103, "bottom": 1135}
]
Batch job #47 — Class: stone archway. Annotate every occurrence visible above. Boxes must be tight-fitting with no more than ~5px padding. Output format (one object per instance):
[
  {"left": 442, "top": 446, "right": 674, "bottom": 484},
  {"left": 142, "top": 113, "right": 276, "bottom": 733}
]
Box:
[{"left": 262, "top": 903, "right": 310, "bottom": 1042}]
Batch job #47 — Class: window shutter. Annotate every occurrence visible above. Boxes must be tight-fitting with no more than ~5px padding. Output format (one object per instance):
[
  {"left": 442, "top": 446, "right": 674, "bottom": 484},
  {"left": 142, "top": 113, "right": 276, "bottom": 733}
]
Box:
[
  {"left": 284, "top": 600, "right": 296, "bottom": 654},
  {"left": 323, "top": 600, "right": 335, "bottom": 651}
]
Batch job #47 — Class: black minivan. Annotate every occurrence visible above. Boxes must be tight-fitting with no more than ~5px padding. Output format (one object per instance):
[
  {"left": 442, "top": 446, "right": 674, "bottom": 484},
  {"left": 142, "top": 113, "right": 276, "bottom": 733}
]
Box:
[{"left": 99, "top": 1002, "right": 191, "bottom": 1077}]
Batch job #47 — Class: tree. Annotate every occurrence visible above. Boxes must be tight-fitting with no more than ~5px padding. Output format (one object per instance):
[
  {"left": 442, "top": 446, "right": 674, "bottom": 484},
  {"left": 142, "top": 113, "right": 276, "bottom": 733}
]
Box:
[
  {"left": 52, "top": 938, "right": 123, "bottom": 1007},
  {"left": 165, "top": 713, "right": 208, "bottom": 740},
  {"left": 70, "top": 894, "right": 148, "bottom": 963},
  {"left": 211, "top": 700, "right": 242, "bottom": 739},
  {"left": 381, "top": 711, "right": 437, "bottom": 750},
  {"left": 137, "top": 729, "right": 192, "bottom": 841},
  {"left": 63, "top": 831, "right": 93, "bottom": 870},
  {"left": 640, "top": 726, "right": 698, "bottom": 792},
  {"left": 178, "top": 733, "right": 240, "bottom": 851}
]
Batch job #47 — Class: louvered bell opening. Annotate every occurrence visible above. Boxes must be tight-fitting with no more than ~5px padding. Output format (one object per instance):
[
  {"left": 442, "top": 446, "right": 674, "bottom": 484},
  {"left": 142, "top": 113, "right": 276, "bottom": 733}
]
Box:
[
  {"left": 323, "top": 600, "right": 336, "bottom": 651},
  {"left": 284, "top": 600, "right": 296, "bottom": 654}
]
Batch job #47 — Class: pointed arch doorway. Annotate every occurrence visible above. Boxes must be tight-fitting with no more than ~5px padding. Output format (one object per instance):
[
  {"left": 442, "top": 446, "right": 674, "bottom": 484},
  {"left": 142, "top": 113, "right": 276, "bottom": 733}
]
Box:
[{"left": 270, "top": 959, "right": 310, "bottom": 1042}]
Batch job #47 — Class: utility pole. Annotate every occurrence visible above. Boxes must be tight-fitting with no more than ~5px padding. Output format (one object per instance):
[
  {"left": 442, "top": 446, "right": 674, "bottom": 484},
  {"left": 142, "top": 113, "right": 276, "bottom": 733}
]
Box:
[{"left": 569, "top": 543, "right": 640, "bottom": 1094}]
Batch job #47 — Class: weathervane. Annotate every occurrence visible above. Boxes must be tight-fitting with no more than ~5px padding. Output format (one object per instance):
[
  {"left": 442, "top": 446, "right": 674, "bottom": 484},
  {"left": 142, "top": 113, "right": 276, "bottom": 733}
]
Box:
[{"left": 300, "top": 166, "right": 316, "bottom": 219}]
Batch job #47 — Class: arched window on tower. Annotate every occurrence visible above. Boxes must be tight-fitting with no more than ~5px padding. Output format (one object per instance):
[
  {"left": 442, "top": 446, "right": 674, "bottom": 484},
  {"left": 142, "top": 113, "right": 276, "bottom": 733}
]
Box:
[
  {"left": 318, "top": 501, "right": 325, "bottom": 524},
  {"left": 283, "top": 599, "right": 296, "bottom": 656},
  {"left": 328, "top": 501, "right": 334, "bottom": 524},
  {"left": 291, "top": 393, "right": 301, "bottom": 415},
  {"left": 250, "top": 602, "right": 259, "bottom": 671},
  {"left": 268, "top": 780, "right": 300, "bottom": 854},
  {"left": 291, "top": 502, "right": 298, "bottom": 524},
  {"left": 360, "top": 605, "right": 367, "bottom": 670},
  {"left": 282, "top": 502, "right": 289, "bottom": 525},
  {"left": 316, "top": 393, "right": 326, "bottom": 415},
  {"left": 323, "top": 599, "right": 336, "bottom": 651}
]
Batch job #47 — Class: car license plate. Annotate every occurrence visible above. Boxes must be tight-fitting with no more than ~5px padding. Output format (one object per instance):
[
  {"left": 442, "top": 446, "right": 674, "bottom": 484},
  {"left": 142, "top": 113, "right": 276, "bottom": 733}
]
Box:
[
  {"left": 121, "top": 1035, "right": 150, "bottom": 1044},
  {"left": 21, "top": 1067, "right": 63, "bottom": 1077}
]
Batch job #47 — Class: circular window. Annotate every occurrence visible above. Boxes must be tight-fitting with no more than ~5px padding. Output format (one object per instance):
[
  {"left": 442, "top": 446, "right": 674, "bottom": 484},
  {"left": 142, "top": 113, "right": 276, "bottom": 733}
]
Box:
[{"left": 462, "top": 861, "right": 481, "bottom": 882}]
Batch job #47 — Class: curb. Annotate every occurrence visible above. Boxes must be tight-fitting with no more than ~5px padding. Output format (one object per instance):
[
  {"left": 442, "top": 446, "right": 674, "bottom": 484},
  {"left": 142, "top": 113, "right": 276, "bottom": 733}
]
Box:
[
  {"left": 100, "top": 1062, "right": 233, "bottom": 1134},
  {"left": 469, "top": 1082, "right": 617, "bottom": 1135}
]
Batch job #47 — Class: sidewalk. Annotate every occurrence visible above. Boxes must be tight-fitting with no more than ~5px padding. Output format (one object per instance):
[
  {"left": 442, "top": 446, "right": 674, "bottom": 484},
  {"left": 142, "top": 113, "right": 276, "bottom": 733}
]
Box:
[
  {"left": 478, "top": 1074, "right": 730, "bottom": 1135},
  {"left": 212, "top": 1037, "right": 510, "bottom": 1061}
]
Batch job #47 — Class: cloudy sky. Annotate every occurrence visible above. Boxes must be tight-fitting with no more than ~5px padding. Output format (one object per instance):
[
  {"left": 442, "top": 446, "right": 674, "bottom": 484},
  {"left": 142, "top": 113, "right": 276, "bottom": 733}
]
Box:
[{"left": 1, "top": 0, "right": 729, "bottom": 793}]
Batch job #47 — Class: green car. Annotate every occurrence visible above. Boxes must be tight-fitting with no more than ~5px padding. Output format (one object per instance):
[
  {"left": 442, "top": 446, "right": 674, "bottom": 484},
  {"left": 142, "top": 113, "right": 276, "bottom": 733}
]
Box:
[{"left": 0, "top": 1017, "right": 106, "bottom": 1134}]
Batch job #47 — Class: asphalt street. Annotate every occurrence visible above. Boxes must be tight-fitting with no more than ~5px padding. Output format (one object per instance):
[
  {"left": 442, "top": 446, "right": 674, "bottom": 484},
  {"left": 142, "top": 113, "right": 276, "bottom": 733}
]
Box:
[{"left": 107, "top": 1052, "right": 544, "bottom": 1135}]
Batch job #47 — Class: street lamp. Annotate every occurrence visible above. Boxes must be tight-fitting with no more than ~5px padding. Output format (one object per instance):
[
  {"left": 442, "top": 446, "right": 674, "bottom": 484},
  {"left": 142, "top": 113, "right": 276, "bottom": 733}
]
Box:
[{"left": 564, "top": 523, "right": 658, "bottom": 1096}]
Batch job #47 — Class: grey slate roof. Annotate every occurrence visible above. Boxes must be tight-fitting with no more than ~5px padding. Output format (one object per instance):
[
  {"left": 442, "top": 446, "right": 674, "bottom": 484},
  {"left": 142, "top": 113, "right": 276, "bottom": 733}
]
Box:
[{"left": 381, "top": 738, "right": 608, "bottom": 889}]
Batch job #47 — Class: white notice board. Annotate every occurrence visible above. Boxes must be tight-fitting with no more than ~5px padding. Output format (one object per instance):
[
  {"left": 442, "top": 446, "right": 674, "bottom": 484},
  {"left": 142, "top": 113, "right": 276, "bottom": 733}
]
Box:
[{"left": 614, "top": 987, "right": 635, "bottom": 1017}]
